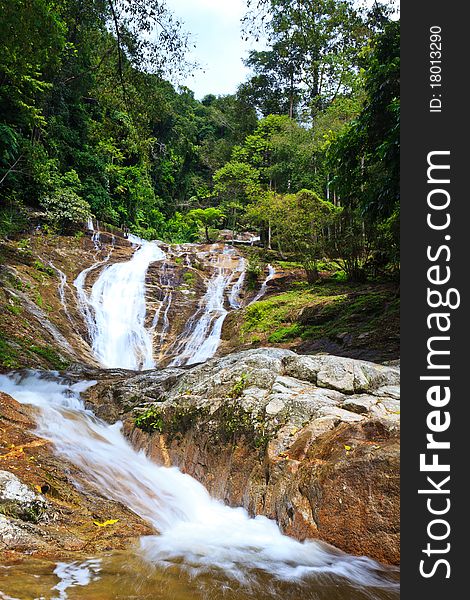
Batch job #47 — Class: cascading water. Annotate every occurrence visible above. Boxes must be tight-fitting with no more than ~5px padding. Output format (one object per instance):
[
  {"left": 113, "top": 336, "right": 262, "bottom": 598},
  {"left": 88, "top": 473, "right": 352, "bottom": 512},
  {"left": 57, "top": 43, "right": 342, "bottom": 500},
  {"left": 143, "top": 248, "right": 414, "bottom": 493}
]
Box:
[
  {"left": 228, "top": 256, "right": 246, "bottom": 309},
  {"left": 0, "top": 372, "right": 398, "bottom": 598},
  {"left": 169, "top": 247, "right": 237, "bottom": 367},
  {"left": 74, "top": 235, "right": 165, "bottom": 370},
  {"left": 251, "top": 264, "right": 276, "bottom": 304},
  {"left": 47, "top": 261, "right": 72, "bottom": 322}
]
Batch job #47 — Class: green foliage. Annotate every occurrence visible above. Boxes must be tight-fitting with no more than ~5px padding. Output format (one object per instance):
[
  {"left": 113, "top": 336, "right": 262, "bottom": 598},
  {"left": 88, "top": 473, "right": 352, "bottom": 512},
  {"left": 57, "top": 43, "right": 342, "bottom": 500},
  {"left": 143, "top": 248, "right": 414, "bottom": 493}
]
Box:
[
  {"left": 33, "top": 260, "right": 55, "bottom": 276},
  {"left": 40, "top": 188, "right": 91, "bottom": 233},
  {"left": 0, "top": 0, "right": 398, "bottom": 282},
  {"left": 0, "top": 197, "right": 28, "bottom": 237},
  {"left": 186, "top": 207, "right": 225, "bottom": 242},
  {"left": 182, "top": 271, "right": 196, "bottom": 287},
  {"left": 246, "top": 257, "right": 264, "bottom": 290},
  {"left": 240, "top": 280, "right": 399, "bottom": 359},
  {"left": 229, "top": 374, "right": 249, "bottom": 398},
  {"left": 135, "top": 406, "right": 165, "bottom": 433},
  {"left": 326, "top": 20, "right": 400, "bottom": 277}
]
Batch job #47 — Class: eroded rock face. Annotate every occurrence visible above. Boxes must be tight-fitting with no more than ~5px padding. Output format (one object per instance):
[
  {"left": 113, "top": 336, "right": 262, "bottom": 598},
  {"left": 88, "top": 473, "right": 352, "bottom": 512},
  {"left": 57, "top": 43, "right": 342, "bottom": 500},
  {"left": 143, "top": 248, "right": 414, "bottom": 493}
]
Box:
[
  {"left": 84, "top": 349, "right": 400, "bottom": 565},
  {"left": 0, "top": 391, "right": 151, "bottom": 561}
]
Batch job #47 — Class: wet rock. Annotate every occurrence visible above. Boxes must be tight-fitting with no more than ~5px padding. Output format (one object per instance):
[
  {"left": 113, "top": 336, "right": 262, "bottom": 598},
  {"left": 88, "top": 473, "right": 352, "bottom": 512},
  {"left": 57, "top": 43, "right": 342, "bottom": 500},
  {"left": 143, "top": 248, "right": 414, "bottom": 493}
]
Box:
[
  {"left": 103, "top": 348, "right": 402, "bottom": 565},
  {"left": 0, "top": 391, "right": 151, "bottom": 560},
  {"left": 0, "top": 470, "right": 47, "bottom": 522}
]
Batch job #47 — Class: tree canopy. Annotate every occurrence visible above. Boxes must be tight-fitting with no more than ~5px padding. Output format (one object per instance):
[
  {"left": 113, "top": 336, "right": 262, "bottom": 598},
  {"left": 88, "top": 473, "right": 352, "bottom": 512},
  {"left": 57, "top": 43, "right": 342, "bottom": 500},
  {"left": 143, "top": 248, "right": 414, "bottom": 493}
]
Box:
[{"left": 1, "top": 0, "right": 399, "bottom": 281}]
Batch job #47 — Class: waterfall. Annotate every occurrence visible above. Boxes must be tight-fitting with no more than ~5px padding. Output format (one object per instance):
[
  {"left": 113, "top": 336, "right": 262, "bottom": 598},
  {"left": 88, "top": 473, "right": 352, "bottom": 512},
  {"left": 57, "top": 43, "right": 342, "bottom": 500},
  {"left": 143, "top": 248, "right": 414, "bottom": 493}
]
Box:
[
  {"left": 0, "top": 371, "right": 398, "bottom": 592},
  {"left": 169, "top": 267, "right": 231, "bottom": 367},
  {"left": 74, "top": 236, "right": 165, "bottom": 370},
  {"left": 228, "top": 257, "right": 246, "bottom": 309},
  {"left": 250, "top": 264, "right": 276, "bottom": 304},
  {"left": 168, "top": 247, "right": 239, "bottom": 367}
]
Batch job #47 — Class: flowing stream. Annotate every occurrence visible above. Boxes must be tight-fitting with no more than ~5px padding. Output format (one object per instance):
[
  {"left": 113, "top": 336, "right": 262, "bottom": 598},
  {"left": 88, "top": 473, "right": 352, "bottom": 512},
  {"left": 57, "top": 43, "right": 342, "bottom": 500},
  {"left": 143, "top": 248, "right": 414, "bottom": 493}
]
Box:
[
  {"left": 250, "top": 264, "right": 276, "bottom": 304},
  {"left": 0, "top": 237, "right": 399, "bottom": 599},
  {"left": 0, "top": 372, "right": 398, "bottom": 599}
]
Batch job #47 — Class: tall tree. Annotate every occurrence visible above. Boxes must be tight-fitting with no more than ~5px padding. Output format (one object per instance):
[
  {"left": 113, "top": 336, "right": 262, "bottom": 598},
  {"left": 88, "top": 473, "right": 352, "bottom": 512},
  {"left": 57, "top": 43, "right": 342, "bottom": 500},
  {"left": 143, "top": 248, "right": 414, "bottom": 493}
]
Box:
[{"left": 242, "top": 0, "right": 367, "bottom": 118}]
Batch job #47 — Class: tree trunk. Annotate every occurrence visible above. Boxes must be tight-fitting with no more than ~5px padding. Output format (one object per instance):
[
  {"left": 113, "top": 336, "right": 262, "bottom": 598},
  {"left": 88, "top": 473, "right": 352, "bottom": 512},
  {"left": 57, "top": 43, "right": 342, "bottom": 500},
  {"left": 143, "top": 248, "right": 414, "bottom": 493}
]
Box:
[{"left": 305, "top": 267, "right": 320, "bottom": 284}]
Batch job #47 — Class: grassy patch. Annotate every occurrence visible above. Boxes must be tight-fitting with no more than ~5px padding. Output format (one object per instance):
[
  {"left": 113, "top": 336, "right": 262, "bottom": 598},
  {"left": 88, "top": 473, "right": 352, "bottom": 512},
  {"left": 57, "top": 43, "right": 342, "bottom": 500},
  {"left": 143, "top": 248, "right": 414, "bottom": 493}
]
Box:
[
  {"left": 28, "top": 344, "right": 69, "bottom": 370},
  {"left": 0, "top": 335, "right": 20, "bottom": 369},
  {"left": 239, "top": 281, "right": 399, "bottom": 354},
  {"left": 33, "top": 260, "right": 56, "bottom": 277}
]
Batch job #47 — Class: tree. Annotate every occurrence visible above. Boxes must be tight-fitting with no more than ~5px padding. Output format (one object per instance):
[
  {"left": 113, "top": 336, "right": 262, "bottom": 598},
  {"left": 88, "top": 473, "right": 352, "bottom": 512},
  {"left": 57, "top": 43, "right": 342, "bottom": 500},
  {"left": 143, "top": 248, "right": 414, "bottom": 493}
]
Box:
[
  {"left": 242, "top": 0, "right": 367, "bottom": 119},
  {"left": 249, "top": 189, "right": 338, "bottom": 282},
  {"left": 326, "top": 19, "right": 400, "bottom": 276},
  {"left": 186, "top": 207, "right": 225, "bottom": 243},
  {"left": 213, "top": 161, "right": 262, "bottom": 235}
]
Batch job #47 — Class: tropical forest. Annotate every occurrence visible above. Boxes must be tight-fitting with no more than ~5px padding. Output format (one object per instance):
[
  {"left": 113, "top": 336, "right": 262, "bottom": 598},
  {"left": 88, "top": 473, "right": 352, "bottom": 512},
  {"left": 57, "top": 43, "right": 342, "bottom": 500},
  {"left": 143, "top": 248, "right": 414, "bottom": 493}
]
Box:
[{"left": 0, "top": 1, "right": 401, "bottom": 598}]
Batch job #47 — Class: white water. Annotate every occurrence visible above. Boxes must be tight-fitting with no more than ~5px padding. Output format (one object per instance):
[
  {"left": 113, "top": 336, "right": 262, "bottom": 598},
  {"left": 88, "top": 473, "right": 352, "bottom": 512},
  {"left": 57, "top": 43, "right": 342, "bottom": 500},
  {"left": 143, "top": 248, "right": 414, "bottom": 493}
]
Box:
[
  {"left": 74, "top": 236, "right": 165, "bottom": 370},
  {"left": 169, "top": 249, "right": 236, "bottom": 367},
  {"left": 228, "top": 257, "right": 246, "bottom": 309},
  {"left": 0, "top": 372, "right": 397, "bottom": 591},
  {"left": 251, "top": 264, "right": 276, "bottom": 304},
  {"left": 47, "top": 261, "right": 71, "bottom": 322}
]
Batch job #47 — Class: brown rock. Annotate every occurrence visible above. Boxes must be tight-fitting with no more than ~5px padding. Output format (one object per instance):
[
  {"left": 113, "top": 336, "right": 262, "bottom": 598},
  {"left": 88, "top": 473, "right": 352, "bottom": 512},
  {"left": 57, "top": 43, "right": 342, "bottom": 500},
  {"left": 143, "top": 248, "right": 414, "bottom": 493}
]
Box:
[{"left": 0, "top": 392, "right": 151, "bottom": 562}]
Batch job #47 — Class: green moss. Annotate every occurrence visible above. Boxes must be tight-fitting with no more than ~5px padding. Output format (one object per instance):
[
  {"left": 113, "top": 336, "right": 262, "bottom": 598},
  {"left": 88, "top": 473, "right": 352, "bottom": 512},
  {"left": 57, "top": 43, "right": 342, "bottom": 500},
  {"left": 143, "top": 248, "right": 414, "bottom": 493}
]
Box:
[
  {"left": 229, "top": 374, "right": 248, "bottom": 398},
  {"left": 28, "top": 344, "right": 69, "bottom": 370},
  {"left": 35, "top": 291, "right": 44, "bottom": 307},
  {"left": 33, "top": 260, "right": 55, "bottom": 277},
  {"left": 0, "top": 500, "right": 45, "bottom": 524},
  {"left": 5, "top": 304, "right": 22, "bottom": 315},
  {"left": 134, "top": 400, "right": 275, "bottom": 451},
  {"left": 268, "top": 324, "right": 302, "bottom": 343},
  {"left": 182, "top": 270, "right": 196, "bottom": 286}
]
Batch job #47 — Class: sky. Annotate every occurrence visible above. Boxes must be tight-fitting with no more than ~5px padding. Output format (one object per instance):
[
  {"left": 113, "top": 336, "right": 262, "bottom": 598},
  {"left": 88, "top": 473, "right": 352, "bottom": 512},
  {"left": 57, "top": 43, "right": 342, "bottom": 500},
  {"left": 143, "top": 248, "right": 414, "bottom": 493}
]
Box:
[
  {"left": 166, "top": 0, "right": 257, "bottom": 99},
  {"left": 165, "top": 0, "right": 400, "bottom": 100}
]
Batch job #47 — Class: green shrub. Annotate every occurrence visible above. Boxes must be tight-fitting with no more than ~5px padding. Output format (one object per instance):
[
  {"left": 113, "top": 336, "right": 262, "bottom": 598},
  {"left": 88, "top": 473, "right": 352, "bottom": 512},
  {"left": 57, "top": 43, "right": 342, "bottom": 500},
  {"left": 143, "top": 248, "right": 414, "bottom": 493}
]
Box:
[
  {"left": 40, "top": 188, "right": 90, "bottom": 234},
  {"left": 135, "top": 406, "right": 164, "bottom": 433}
]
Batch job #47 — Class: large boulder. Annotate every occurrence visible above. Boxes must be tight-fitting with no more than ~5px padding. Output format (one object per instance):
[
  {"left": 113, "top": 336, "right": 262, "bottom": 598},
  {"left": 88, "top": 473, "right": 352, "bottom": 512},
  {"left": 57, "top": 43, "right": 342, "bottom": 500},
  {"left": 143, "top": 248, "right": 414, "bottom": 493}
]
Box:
[{"left": 85, "top": 349, "right": 400, "bottom": 565}]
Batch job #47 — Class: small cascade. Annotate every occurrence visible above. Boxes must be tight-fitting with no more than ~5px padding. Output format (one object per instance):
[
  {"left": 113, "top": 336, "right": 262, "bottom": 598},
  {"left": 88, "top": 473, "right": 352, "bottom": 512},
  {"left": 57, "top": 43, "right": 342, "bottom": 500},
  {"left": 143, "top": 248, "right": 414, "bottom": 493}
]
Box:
[
  {"left": 169, "top": 247, "right": 236, "bottom": 367},
  {"left": 47, "top": 261, "right": 72, "bottom": 321},
  {"left": 150, "top": 262, "right": 174, "bottom": 360},
  {"left": 0, "top": 372, "right": 399, "bottom": 594},
  {"left": 91, "top": 230, "right": 102, "bottom": 251},
  {"left": 228, "top": 256, "right": 246, "bottom": 309},
  {"left": 250, "top": 264, "right": 276, "bottom": 304}
]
